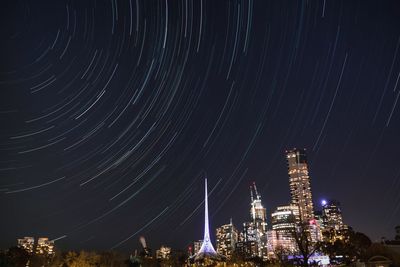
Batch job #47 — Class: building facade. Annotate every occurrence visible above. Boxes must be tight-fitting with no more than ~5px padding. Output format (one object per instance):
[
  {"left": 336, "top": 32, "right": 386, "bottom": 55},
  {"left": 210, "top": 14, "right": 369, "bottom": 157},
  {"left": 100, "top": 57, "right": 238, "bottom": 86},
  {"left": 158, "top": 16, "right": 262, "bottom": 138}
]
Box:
[
  {"left": 286, "top": 148, "right": 314, "bottom": 222},
  {"left": 36, "top": 238, "right": 55, "bottom": 256},
  {"left": 17, "top": 237, "right": 35, "bottom": 253},
  {"left": 270, "top": 205, "right": 299, "bottom": 254},
  {"left": 17, "top": 237, "right": 55, "bottom": 257},
  {"left": 216, "top": 220, "right": 238, "bottom": 259},
  {"left": 193, "top": 240, "right": 203, "bottom": 255},
  {"left": 156, "top": 246, "right": 171, "bottom": 260},
  {"left": 322, "top": 200, "right": 344, "bottom": 231},
  {"left": 240, "top": 222, "right": 259, "bottom": 258},
  {"left": 249, "top": 183, "right": 268, "bottom": 259}
]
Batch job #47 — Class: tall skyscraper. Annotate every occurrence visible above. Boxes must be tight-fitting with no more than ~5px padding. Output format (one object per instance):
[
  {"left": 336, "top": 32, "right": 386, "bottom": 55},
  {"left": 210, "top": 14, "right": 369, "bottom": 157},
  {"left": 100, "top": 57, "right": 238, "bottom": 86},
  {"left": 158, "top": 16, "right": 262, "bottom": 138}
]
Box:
[
  {"left": 249, "top": 182, "right": 268, "bottom": 260},
  {"left": 238, "top": 183, "right": 269, "bottom": 260},
  {"left": 250, "top": 183, "right": 267, "bottom": 233},
  {"left": 216, "top": 219, "right": 238, "bottom": 259},
  {"left": 286, "top": 148, "right": 315, "bottom": 222},
  {"left": 321, "top": 200, "right": 344, "bottom": 231}
]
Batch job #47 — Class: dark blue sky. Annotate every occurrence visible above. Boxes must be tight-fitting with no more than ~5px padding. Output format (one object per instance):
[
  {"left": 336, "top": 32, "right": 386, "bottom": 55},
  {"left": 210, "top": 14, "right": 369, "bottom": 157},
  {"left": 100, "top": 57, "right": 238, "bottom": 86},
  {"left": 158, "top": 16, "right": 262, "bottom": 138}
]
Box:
[{"left": 1, "top": 0, "right": 400, "bottom": 252}]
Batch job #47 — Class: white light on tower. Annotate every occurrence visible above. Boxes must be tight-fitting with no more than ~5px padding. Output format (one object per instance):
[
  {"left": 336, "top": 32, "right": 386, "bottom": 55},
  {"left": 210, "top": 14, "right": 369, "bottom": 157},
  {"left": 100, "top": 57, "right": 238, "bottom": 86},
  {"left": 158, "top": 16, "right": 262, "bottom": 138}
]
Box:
[
  {"left": 194, "top": 178, "right": 221, "bottom": 261},
  {"left": 198, "top": 178, "right": 217, "bottom": 254}
]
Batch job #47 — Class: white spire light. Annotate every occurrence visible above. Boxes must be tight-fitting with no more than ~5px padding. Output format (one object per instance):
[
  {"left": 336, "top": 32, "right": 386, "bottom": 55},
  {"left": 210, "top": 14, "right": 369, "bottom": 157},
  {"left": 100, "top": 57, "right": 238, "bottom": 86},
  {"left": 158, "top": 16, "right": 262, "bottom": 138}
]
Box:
[{"left": 195, "top": 178, "right": 218, "bottom": 259}]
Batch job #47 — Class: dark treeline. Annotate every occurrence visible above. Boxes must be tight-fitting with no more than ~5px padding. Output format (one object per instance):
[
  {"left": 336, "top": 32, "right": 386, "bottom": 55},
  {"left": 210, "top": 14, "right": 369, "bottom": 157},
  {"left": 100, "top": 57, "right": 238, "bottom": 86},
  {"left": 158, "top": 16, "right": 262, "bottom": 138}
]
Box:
[
  {"left": 0, "top": 249, "right": 130, "bottom": 267},
  {"left": 1, "top": 228, "right": 400, "bottom": 267},
  {"left": 0, "top": 247, "right": 188, "bottom": 267}
]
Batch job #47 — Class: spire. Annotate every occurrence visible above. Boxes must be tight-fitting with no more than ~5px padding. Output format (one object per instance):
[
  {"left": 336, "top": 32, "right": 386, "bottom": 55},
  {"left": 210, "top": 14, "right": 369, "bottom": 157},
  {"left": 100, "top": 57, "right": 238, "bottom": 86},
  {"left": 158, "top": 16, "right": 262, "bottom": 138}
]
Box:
[
  {"left": 195, "top": 178, "right": 218, "bottom": 259},
  {"left": 203, "top": 178, "right": 212, "bottom": 244}
]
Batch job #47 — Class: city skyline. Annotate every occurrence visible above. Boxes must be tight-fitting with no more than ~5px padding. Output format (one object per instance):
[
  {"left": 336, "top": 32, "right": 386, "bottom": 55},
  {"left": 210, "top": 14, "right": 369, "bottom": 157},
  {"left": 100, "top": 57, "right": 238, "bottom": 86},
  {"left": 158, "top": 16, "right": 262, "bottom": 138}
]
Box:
[
  {"left": 6, "top": 147, "right": 395, "bottom": 252},
  {"left": 1, "top": 0, "right": 400, "bottom": 253}
]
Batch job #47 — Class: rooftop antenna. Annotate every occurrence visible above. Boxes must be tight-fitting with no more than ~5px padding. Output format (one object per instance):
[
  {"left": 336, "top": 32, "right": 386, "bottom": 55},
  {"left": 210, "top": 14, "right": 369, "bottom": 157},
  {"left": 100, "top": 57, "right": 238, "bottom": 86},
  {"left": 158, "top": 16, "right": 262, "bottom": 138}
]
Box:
[
  {"left": 253, "top": 181, "right": 260, "bottom": 200},
  {"left": 250, "top": 184, "right": 256, "bottom": 221}
]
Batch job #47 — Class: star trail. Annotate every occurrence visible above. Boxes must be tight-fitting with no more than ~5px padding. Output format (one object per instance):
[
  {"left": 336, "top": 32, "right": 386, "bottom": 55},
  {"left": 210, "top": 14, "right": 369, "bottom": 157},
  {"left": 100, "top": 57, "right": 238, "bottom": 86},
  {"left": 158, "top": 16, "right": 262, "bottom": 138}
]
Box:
[{"left": 1, "top": 0, "right": 400, "bottom": 252}]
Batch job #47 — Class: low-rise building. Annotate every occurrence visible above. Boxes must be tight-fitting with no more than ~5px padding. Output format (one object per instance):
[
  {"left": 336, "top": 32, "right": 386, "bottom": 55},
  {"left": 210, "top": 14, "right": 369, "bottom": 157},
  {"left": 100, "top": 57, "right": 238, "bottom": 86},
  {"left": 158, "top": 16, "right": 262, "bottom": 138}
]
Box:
[
  {"left": 36, "top": 237, "right": 55, "bottom": 256},
  {"left": 17, "top": 237, "right": 35, "bottom": 253},
  {"left": 156, "top": 246, "right": 171, "bottom": 260}
]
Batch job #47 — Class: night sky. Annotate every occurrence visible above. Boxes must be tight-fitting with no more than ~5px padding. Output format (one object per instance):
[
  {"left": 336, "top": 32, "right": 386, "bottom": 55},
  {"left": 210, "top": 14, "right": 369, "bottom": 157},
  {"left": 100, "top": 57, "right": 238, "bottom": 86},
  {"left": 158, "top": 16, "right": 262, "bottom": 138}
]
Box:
[{"left": 1, "top": 0, "right": 400, "bottom": 252}]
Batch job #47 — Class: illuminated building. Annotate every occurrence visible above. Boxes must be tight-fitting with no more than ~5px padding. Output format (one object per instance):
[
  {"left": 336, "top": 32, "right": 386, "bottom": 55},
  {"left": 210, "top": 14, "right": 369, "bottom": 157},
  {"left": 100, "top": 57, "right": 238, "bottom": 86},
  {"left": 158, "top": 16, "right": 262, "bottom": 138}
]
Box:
[
  {"left": 193, "top": 240, "right": 203, "bottom": 254},
  {"left": 266, "top": 230, "right": 279, "bottom": 257},
  {"left": 271, "top": 205, "right": 300, "bottom": 230},
  {"left": 17, "top": 237, "right": 34, "bottom": 253},
  {"left": 308, "top": 218, "right": 323, "bottom": 243},
  {"left": 321, "top": 200, "right": 344, "bottom": 231},
  {"left": 36, "top": 238, "right": 55, "bottom": 256},
  {"left": 193, "top": 179, "right": 223, "bottom": 261},
  {"left": 156, "top": 246, "right": 171, "bottom": 260},
  {"left": 314, "top": 210, "right": 325, "bottom": 231},
  {"left": 319, "top": 199, "right": 347, "bottom": 242},
  {"left": 239, "top": 222, "right": 259, "bottom": 258},
  {"left": 231, "top": 183, "right": 269, "bottom": 260},
  {"left": 286, "top": 148, "right": 315, "bottom": 222},
  {"left": 235, "top": 240, "right": 258, "bottom": 260},
  {"left": 17, "top": 237, "right": 55, "bottom": 257},
  {"left": 242, "top": 221, "right": 257, "bottom": 243},
  {"left": 249, "top": 182, "right": 268, "bottom": 259},
  {"left": 250, "top": 183, "right": 267, "bottom": 230},
  {"left": 270, "top": 205, "right": 299, "bottom": 253},
  {"left": 216, "top": 219, "right": 238, "bottom": 259}
]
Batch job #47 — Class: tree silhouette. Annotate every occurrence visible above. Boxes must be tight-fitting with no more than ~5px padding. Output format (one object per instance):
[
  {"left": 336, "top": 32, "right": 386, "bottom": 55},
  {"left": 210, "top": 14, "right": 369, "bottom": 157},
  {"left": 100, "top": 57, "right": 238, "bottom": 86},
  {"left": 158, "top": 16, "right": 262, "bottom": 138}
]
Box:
[
  {"left": 4, "top": 247, "right": 30, "bottom": 267},
  {"left": 320, "top": 228, "right": 372, "bottom": 265},
  {"left": 272, "top": 245, "right": 292, "bottom": 267},
  {"left": 292, "top": 222, "right": 321, "bottom": 267}
]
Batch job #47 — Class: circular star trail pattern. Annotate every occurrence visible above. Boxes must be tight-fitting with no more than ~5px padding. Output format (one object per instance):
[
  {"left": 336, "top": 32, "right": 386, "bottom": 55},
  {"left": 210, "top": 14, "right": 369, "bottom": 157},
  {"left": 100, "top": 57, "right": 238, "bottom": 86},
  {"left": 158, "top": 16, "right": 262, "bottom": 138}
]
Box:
[{"left": 1, "top": 0, "right": 400, "bottom": 250}]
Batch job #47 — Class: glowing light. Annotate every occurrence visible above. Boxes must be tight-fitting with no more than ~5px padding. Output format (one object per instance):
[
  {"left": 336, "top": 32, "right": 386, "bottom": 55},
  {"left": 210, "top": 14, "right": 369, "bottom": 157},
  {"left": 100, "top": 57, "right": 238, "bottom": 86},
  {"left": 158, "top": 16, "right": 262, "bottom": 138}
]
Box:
[
  {"left": 196, "top": 178, "right": 218, "bottom": 257},
  {"left": 321, "top": 200, "right": 327, "bottom": 206}
]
